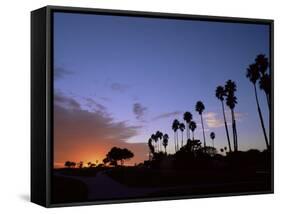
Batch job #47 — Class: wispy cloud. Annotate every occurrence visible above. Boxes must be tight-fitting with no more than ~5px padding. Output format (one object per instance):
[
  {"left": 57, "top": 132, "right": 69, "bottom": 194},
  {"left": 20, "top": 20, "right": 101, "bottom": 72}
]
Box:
[
  {"left": 133, "top": 103, "right": 147, "bottom": 121},
  {"left": 84, "top": 97, "right": 107, "bottom": 113},
  {"left": 152, "top": 111, "right": 182, "bottom": 121},
  {"left": 203, "top": 111, "right": 246, "bottom": 128},
  {"left": 110, "top": 82, "right": 130, "bottom": 93}
]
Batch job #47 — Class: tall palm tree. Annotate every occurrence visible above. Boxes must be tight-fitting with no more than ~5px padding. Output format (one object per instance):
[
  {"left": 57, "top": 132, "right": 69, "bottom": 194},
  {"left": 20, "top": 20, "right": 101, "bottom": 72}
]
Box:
[
  {"left": 163, "top": 134, "right": 169, "bottom": 154},
  {"left": 172, "top": 119, "right": 180, "bottom": 152},
  {"left": 225, "top": 80, "right": 238, "bottom": 152},
  {"left": 179, "top": 123, "right": 185, "bottom": 148},
  {"left": 246, "top": 63, "right": 269, "bottom": 149},
  {"left": 195, "top": 101, "right": 206, "bottom": 148},
  {"left": 148, "top": 138, "right": 154, "bottom": 160},
  {"left": 156, "top": 131, "right": 163, "bottom": 152},
  {"left": 189, "top": 121, "right": 197, "bottom": 140},
  {"left": 256, "top": 54, "right": 270, "bottom": 109},
  {"left": 151, "top": 134, "right": 157, "bottom": 153},
  {"left": 215, "top": 85, "right": 232, "bottom": 152},
  {"left": 259, "top": 73, "right": 271, "bottom": 110},
  {"left": 210, "top": 132, "right": 215, "bottom": 148},
  {"left": 183, "top": 112, "right": 192, "bottom": 142}
]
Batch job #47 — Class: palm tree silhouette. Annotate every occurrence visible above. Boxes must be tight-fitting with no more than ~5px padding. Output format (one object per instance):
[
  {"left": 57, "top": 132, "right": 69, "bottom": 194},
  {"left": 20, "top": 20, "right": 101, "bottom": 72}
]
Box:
[
  {"left": 196, "top": 101, "right": 206, "bottom": 148},
  {"left": 210, "top": 132, "right": 215, "bottom": 148},
  {"left": 148, "top": 138, "right": 154, "bottom": 160},
  {"left": 255, "top": 54, "right": 270, "bottom": 109},
  {"left": 179, "top": 123, "right": 185, "bottom": 148},
  {"left": 151, "top": 134, "right": 157, "bottom": 153},
  {"left": 216, "top": 85, "right": 232, "bottom": 152},
  {"left": 189, "top": 121, "right": 197, "bottom": 140},
  {"left": 163, "top": 133, "right": 169, "bottom": 154},
  {"left": 225, "top": 80, "right": 238, "bottom": 152},
  {"left": 172, "top": 119, "right": 180, "bottom": 152},
  {"left": 246, "top": 63, "right": 269, "bottom": 149},
  {"left": 183, "top": 112, "right": 193, "bottom": 142},
  {"left": 156, "top": 131, "right": 163, "bottom": 152}
]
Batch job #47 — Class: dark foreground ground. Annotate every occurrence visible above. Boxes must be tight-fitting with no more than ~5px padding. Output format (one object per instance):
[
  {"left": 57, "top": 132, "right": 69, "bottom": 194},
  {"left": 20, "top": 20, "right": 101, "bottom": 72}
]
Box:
[{"left": 52, "top": 165, "right": 271, "bottom": 204}]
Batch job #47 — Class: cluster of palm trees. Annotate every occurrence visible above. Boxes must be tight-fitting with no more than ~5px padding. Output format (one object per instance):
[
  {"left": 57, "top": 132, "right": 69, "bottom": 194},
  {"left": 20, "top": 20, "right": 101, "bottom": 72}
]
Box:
[
  {"left": 246, "top": 54, "right": 271, "bottom": 149},
  {"left": 171, "top": 101, "right": 215, "bottom": 153},
  {"left": 147, "top": 53, "right": 270, "bottom": 156},
  {"left": 215, "top": 80, "right": 238, "bottom": 152},
  {"left": 148, "top": 131, "right": 169, "bottom": 156}
]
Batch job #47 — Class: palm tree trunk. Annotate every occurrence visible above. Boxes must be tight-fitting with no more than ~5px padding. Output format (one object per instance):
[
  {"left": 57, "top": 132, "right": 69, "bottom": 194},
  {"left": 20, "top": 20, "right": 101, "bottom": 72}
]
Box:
[
  {"left": 176, "top": 131, "right": 179, "bottom": 152},
  {"left": 192, "top": 131, "right": 194, "bottom": 140},
  {"left": 181, "top": 131, "right": 183, "bottom": 148},
  {"left": 174, "top": 132, "right": 177, "bottom": 153},
  {"left": 230, "top": 110, "right": 237, "bottom": 152},
  {"left": 254, "top": 84, "right": 269, "bottom": 149},
  {"left": 221, "top": 101, "right": 232, "bottom": 152},
  {"left": 200, "top": 114, "right": 206, "bottom": 148},
  {"left": 186, "top": 122, "right": 190, "bottom": 142}
]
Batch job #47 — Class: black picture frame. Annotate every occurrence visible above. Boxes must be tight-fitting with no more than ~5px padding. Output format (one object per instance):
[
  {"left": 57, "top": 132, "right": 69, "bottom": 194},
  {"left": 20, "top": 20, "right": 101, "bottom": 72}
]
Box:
[{"left": 31, "top": 5, "right": 274, "bottom": 208}]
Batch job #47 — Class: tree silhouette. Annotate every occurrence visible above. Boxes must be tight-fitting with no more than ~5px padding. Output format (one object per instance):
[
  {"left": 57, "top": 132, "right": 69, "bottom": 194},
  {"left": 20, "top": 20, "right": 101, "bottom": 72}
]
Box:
[
  {"left": 78, "top": 161, "right": 83, "bottom": 169},
  {"left": 105, "top": 147, "right": 134, "bottom": 166},
  {"left": 216, "top": 85, "right": 232, "bottom": 152},
  {"left": 210, "top": 132, "right": 215, "bottom": 148},
  {"left": 148, "top": 138, "right": 155, "bottom": 160},
  {"left": 255, "top": 54, "right": 270, "bottom": 109},
  {"left": 183, "top": 112, "right": 193, "bottom": 142},
  {"left": 225, "top": 80, "right": 238, "bottom": 152},
  {"left": 64, "top": 161, "right": 72, "bottom": 168},
  {"left": 189, "top": 121, "right": 197, "bottom": 140},
  {"left": 246, "top": 62, "right": 269, "bottom": 149},
  {"left": 151, "top": 134, "right": 157, "bottom": 153},
  {"left": 156, "top": 131, "right": 163, "bottom": 152},
  {"left": 172, "top": 119, "right": 180, "bottom": 152},
  {"left": 179, "top": 123, "right": 185, "bottom": 148},
  {"left": 196, "top": 101, "right": 206, "bottom": 148},
  {"left": 162, "top": 133, "right": 169, "bottom": 154}
]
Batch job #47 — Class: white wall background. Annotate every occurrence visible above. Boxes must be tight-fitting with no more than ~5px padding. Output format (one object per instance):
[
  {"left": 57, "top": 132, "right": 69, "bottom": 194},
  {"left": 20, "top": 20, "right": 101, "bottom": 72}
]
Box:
[{"left": 0, "top": 0, "right": 279, "bottom": 213}]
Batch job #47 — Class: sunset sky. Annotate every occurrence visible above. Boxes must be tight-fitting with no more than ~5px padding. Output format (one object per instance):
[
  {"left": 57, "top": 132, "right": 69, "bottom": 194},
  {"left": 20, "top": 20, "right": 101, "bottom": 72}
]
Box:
[{"left": 53, "top": 12, "right": 270, "bottom": 168}]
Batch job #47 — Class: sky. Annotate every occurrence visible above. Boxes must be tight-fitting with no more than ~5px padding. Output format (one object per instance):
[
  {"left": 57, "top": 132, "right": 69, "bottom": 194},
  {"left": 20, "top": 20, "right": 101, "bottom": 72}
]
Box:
[{"left": 53, "top": 12, "right": 270, "bottom": 168}]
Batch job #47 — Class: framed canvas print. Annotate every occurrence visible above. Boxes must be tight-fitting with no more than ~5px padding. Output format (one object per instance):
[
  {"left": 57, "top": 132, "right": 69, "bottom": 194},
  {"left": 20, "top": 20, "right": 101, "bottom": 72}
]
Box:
[{"left": 31, "top": 5, "right": 274, "bottom": 207}]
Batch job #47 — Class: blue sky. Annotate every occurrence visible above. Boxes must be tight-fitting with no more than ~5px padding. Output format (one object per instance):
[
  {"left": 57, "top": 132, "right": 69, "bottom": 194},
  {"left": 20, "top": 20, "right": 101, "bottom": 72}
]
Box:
[{"left": 53, "top": 11, "right": 270, "bottom": 161}]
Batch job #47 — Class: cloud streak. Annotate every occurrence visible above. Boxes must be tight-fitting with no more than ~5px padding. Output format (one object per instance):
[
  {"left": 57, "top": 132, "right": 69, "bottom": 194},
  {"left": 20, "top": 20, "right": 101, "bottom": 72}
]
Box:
[
  {"left": 204, "top": 111, "right": 246, "bottom": 128},
  {"left": 152, "top": 111, "right": 182, "bottom": 121},
  {"left": 110, "top": 82, "right": 130, "bottom": 93}
]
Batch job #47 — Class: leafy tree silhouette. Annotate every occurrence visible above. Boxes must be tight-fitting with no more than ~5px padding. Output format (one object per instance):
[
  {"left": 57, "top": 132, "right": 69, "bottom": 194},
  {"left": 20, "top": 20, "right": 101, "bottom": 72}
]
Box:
[
  {"left": 189, "top": 121, "right": 197, "bottom": 140},
  {"left": 105, "top": 147, "right": 134, "bottom": 166},
  {"left": 183, "top": 112, "right": 193, "bottom": 141},
  {"left": 216, "top": 85, "right": 232, "bottom": 152},
  {"left": 225, "top": 80, "right": 238, "bottom": 152},
  {"left": 64, "top": 161, "right": 72, "bottom": 168},
  {"left": 172, "top": 119, "right": 180, "bottom": 152},
  {"left": 246, "top": 62, "right": 269, "bottom": 149},
  {"left": 196, "top": 101, "right": 206, "bottom": 148}
]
